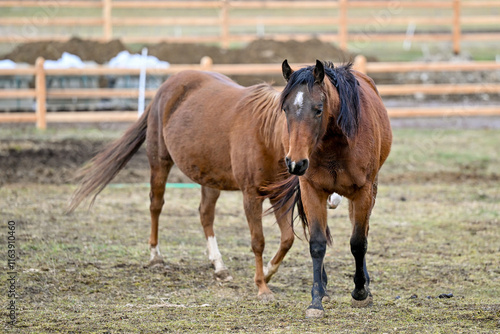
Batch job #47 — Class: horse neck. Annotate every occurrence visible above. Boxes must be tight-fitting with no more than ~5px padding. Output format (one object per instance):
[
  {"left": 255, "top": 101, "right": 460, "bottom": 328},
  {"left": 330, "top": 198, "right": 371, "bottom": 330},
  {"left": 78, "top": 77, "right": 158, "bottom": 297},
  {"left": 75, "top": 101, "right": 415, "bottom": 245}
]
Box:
[
  {"left": 323, "top": 81, "right": 345, "bottom": 138},
  {"left": 247, "top": 84, "right": 285, "bottom": 152}
]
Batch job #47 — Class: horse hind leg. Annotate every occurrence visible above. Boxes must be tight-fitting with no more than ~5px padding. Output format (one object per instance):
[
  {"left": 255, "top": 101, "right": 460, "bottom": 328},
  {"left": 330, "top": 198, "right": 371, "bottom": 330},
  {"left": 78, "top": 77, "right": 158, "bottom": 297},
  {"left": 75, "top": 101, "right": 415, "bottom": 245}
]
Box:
[
  {"left": 243, "top": 192, "right": 274, "bottom": 301},
  {"left": 199, "top": 186, "right": 232, "bottom": 281},
  {"left": 147, "top": 157, "right": 173, "bottom": 267}
]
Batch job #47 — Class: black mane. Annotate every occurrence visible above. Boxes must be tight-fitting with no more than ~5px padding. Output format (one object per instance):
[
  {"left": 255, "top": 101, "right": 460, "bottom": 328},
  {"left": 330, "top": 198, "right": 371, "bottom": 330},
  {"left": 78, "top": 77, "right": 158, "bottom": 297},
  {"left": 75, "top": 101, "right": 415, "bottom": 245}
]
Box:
[{"left": 280, "top": 61, "right": 361, "bottom": 138}]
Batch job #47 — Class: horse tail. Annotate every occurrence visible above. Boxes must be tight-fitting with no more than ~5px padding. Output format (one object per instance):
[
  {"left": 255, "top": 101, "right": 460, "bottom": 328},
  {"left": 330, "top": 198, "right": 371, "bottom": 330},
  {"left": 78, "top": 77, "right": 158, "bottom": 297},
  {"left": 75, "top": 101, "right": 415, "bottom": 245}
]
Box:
[
  {"left": 67, "top": 103, "right": 152, "bottom": 213},
  {"left": 263, "top": 175, "right": 332, "bottom": 245}
]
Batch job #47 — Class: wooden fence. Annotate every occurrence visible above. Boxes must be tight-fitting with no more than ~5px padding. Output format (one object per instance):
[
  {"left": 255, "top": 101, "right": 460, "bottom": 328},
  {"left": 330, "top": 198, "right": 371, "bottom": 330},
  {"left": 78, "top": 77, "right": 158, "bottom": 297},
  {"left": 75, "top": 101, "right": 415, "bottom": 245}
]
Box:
[
  {"left": 1, "top": 0, "right": 499, "bottom": 53},
  {"left": 1, "top": 56, "right": 500, "bottom": 129}
]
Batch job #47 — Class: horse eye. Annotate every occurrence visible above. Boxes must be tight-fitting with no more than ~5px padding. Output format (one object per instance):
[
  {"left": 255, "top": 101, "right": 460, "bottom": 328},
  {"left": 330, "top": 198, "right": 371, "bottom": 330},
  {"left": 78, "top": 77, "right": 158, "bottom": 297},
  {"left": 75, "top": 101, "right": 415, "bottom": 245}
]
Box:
[{"left": 315, "top": 108, "right": 323, "bottom": 117}]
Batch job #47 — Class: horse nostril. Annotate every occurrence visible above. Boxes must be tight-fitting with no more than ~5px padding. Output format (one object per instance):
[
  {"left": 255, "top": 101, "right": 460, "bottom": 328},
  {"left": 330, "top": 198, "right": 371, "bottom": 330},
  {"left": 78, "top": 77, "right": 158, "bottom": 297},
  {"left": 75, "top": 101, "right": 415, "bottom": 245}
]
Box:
[
  {"left": 285, "top": 156, "right": 295, "bottom": 173},
  {"left": 286, "top": 158, "right": 309, "bottom": 175},
  {"left": 296, "top": 159, "right": 309, "bottom": 175}
]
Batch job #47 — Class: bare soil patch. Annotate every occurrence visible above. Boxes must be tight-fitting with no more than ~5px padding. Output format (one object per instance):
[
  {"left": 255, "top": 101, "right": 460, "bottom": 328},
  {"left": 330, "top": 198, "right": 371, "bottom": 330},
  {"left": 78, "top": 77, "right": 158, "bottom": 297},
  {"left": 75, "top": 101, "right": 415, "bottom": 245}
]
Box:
[
  {"left": 0, "top": 127, "right": 498, "bottom": 332},
  {"left": 0, "top": 181, "right": 498, "bottom": 332},
  {"left": 2, "top": 37, "right": 352, "bottom": 65}
]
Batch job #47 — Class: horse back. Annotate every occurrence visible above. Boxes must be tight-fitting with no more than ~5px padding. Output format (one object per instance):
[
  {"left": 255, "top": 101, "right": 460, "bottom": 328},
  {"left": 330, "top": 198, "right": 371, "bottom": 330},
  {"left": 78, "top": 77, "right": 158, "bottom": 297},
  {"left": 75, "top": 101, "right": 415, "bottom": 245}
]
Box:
[{"left": 148, "top": 70, "right": 284, "bottom": 191}]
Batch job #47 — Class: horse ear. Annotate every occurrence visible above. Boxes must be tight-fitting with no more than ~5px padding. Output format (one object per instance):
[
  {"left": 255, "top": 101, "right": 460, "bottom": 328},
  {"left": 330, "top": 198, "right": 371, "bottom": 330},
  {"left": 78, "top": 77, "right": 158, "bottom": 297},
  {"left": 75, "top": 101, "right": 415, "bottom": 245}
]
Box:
[
  {"left": 313, "top": 59, "right": 325, "bottom": 84},
  {"left": 282, "top": 59, "right": 294, "bottom": 82}
]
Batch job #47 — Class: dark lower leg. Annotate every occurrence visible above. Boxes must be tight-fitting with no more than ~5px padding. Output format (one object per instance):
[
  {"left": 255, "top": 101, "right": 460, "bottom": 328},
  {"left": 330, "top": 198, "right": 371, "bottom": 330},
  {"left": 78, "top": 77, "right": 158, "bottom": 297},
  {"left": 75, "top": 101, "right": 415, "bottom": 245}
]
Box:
[
  {"left": 308, "top": 231, "right": 327, "bottom": 311},
  {"left": 350, "top": 235, "right": 369, "bottom": 300},
  {"left": 364, "top": 258, "right": 370, "bottom": 287}
]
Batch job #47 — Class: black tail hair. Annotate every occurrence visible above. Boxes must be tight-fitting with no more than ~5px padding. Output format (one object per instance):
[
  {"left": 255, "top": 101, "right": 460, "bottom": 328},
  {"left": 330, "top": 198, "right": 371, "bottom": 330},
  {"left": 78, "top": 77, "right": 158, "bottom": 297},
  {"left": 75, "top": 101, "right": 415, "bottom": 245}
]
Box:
[{"left": 263, "top": 175, "right": 332, "bottom": 245}]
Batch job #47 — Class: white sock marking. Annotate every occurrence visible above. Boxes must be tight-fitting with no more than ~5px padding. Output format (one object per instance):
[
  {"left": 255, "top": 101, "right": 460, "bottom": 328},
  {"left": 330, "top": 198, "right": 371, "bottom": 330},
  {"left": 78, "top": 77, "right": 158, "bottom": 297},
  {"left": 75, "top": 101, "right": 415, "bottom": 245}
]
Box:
[
  {"left": 150, "top": 245, "right": 162, "bottom": 261},
  {"left": 327, "top": 193, "right": 343, "bottom": 209},
  {"left": 263, "top": 260, "right": 280, "bottom": 279},
  {"left": 207, "top": 236, "right": 226, "bottom": 273}
]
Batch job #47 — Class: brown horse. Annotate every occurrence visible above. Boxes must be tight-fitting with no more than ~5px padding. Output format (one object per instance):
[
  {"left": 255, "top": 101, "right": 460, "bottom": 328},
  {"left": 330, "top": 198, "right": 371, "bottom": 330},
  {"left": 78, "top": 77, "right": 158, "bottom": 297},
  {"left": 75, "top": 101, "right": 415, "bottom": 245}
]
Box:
[
  {"left": 68, "top": 69, "right": 296, "bottom": 300},
  {"left": 267, "top": 60, "right": 392, "bottom": 317}
]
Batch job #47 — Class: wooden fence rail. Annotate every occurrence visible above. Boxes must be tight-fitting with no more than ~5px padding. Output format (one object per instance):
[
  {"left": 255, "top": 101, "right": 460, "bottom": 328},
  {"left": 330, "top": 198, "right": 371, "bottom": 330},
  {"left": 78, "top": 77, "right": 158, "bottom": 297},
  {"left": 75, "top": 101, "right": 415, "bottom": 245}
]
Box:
[
  {"left": 1, "top": 56, "right": 500, "bottom": 129},
  {"left": 1, "top": 0, "right": 499, "bottom": 53}
]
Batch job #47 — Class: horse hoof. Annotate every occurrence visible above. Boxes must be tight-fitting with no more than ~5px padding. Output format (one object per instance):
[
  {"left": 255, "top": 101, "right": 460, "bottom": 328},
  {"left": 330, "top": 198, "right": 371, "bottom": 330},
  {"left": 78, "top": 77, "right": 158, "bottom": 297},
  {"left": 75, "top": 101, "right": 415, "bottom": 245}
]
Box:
[
  {"left": 258, "top": 292, "right": 275, "bottom": 303},
  {"left": 146, "top": 257, "right": 165, "bottom": 268},
  {"left": 322, "top": 294, "right": 331, "bottom": 303},
  {"left": 305, "top": 308, "right": 325, "bottom": 318},
  {"left": 351, "top": 294, "right": 373, "bottom": 308},
  {"left": 214, "top": 269, "right": 233, "bottom": 282}
]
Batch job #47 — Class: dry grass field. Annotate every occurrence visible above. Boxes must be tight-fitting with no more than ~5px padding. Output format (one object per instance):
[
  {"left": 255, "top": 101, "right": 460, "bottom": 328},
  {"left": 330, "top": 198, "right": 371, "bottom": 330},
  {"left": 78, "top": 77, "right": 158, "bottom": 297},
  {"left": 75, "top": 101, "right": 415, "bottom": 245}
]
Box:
[{"left": 0, "top": 124, "right": 499, "bottom": 333}]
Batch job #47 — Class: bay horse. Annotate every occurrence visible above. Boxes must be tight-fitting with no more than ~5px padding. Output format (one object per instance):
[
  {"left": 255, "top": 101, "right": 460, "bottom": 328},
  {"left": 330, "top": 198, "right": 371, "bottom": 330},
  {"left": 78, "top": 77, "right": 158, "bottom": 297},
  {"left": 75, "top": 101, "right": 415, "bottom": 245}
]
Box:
[
  {"left": 68, "top": 68, "right": 298, "bottom": 301},
  {"left": 267, "top": 60, "right": 392, "bottom": 317},
  {"left": 67, "top": 60, "right": 391, "bottom": 317}
]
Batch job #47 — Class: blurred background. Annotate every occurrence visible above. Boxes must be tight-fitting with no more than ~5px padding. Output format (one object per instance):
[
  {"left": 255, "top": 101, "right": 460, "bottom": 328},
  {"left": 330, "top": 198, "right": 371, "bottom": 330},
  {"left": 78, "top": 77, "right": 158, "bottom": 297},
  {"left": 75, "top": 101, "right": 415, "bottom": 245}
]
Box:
[{"left": 0, "top": 0, "right": 499, "bottom": 117}]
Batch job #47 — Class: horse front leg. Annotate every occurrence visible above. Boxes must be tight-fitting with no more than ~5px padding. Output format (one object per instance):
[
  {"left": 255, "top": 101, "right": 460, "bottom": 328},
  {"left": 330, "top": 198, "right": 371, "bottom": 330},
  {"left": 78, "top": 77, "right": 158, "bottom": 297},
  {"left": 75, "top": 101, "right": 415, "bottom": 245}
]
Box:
[
  {"left": 242, "top": 193, "right": 274, "bottom": 301},
  {"left": 300, "top": 180, "right": 330, "bottom": 318},
  {"left": 199, "top": 186, "right": 232, "bottom": 281},
  {"left": 349, "top": 183, "right": 375, "bottom": 307},
  {"left": 264, "top": 197, "right": 295, "bottom": 283}
]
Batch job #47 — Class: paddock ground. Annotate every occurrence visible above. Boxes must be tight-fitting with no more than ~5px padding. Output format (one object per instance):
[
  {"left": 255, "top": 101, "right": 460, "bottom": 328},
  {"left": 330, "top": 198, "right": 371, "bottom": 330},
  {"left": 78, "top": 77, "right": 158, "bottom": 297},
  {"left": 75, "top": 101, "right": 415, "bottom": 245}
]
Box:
[{"left": 0, "top": 124, "right": 499, "bottom": 333}]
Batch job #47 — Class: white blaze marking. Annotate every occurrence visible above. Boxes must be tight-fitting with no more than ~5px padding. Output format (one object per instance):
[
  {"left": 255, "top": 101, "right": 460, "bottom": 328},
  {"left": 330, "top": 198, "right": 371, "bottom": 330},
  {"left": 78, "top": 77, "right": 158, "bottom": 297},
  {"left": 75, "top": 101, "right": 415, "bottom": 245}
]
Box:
[
  {"left": 207, "top": 236, "right": 226, "bottom": 273},
  {"left": 294, "top": 91, "right": 304, "bottom": 115}
]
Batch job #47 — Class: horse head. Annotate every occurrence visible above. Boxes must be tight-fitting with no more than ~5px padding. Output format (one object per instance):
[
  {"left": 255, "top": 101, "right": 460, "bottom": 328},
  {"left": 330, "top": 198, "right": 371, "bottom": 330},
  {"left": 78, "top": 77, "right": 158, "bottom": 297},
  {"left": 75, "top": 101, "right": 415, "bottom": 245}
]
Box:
[{"left": 280, "top": 59, "right": 361, "bottom": 176}]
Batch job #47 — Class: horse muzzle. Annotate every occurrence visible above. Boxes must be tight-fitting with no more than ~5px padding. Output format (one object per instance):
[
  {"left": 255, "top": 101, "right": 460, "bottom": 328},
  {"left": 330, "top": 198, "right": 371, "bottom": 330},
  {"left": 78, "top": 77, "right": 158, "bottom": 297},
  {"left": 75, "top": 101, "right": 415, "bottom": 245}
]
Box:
[{"left": 285, "top": 157, "right": 309, "bottom": 176}]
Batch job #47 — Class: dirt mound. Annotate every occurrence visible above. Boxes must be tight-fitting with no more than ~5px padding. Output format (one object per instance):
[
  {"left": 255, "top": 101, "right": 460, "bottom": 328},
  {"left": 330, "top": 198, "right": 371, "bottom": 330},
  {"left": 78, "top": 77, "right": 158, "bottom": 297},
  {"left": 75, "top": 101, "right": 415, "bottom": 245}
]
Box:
[
  {"left": 232, "top": 38, "right": 354, "bottom": 64},
  {"left": 3, "top": 37, "right": 353, "bottom": 65},
  {"left": 147, "top": 38, "right": 353, "bottom": 64},
  {"left": 2, "top": 37, "right": 128, "bottom": 64}
]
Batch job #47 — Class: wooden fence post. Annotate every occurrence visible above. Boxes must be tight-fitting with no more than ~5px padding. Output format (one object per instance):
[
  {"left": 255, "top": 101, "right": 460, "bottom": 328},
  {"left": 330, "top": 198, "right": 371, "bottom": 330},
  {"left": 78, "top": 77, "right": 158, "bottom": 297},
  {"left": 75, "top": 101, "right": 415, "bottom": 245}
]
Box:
[
  {"left": 452, "top": 0, "right": 461, "bottom": 55},
  {"left": 35, "top": 57, "right": 46, "bottom": 130},
  {"left": 353, "top": 54, "right": 367, "bottom": 74},
  {"left": 221, "top": 0, "right": 230, "bottom": 49},
  {"left": 200, "top": 56, "right": 213, "bottom": 71},
  {"left": 103, "top": 0, "right": 112, "bottom": 42},
  {"left": 339, "top": 0, "right": 348, "bottom": 50}
]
